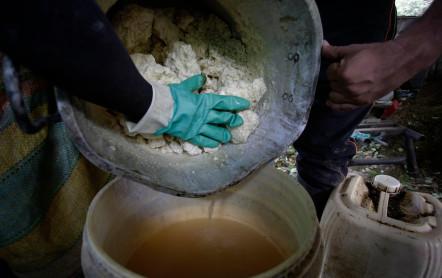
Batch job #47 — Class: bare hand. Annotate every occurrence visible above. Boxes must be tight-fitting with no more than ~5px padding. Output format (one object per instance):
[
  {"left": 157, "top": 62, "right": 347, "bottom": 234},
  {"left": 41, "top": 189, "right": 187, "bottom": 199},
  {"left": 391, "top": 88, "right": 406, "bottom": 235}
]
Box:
[{"left": 322, "top": 40, "right": 411, "bottom": 111}]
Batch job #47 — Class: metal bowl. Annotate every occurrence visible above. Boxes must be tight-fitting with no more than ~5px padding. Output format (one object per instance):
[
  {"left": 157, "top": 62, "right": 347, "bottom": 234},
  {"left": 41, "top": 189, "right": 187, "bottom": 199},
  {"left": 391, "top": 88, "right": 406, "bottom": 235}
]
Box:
[{"left": 56, "top": 0, "right": 322, "bottom": 196}]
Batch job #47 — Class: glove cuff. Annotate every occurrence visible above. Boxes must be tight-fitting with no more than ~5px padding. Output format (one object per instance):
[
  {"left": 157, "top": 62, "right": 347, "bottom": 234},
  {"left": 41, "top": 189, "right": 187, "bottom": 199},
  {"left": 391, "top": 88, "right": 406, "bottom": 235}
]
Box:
[{"left": 125, "top": 81, "right": 174, "bottom": 135}]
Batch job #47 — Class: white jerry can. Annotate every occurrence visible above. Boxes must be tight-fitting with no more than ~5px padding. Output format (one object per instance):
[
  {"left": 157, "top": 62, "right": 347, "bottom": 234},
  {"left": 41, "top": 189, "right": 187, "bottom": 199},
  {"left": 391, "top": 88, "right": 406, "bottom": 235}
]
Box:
[{"left": 320, "top": 174, "right": 442, "bottom": 278}]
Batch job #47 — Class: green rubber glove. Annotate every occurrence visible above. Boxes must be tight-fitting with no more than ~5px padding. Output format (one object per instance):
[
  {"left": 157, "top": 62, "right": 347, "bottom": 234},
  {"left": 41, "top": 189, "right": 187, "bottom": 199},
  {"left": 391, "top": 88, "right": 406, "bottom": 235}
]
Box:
[{"left": 155, "top": 74, "right": 250, "bottom": 148}]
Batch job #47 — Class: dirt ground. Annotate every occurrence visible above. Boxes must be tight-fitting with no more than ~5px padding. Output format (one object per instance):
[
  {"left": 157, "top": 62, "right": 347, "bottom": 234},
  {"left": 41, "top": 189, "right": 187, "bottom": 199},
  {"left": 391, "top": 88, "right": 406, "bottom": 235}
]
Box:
[
  {"left": 275, "top": 78, "right": 442, "bottom": 200},
  {"left": 391, "top": 78, "right": 442, "bottom": 198}
]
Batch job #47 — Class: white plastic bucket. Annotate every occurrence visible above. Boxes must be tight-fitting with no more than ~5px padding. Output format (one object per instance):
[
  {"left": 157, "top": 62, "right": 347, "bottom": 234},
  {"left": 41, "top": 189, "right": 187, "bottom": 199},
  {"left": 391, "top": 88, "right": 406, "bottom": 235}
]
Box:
[{"left": 81, "top": 165, "right": 323, "bottom": 277}]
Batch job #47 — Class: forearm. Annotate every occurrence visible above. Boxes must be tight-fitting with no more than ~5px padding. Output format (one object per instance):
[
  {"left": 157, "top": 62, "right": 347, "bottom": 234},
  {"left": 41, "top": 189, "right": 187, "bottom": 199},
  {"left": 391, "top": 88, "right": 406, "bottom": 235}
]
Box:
[
  {"left": 0, "top": 0, "right": 151, "bottom": 122},
  {"left": 393, "top": 0, "right": 442, "bottom": 77},
  {"left": 322, "top": 1, "right": 442, "bottom": 111}
]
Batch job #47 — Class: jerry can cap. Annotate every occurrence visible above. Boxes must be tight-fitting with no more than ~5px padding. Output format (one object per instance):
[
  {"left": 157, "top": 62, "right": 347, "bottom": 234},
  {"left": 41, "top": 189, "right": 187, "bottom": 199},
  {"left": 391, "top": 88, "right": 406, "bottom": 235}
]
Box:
[{"left": 373, "top": 175, "right": 401, "bottom": 193}]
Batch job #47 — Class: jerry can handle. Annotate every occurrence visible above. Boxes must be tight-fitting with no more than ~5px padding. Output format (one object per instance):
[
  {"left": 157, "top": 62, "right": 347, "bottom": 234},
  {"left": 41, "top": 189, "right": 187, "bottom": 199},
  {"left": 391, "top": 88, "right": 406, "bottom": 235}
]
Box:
[{"left": 2, "top": 55, "right": 60, "bottom": 134}]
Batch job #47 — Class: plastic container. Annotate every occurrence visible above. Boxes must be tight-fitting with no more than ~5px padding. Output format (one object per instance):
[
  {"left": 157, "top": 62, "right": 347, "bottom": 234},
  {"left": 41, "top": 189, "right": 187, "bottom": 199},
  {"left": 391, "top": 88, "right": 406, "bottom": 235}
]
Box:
[
  {"left": 81, "top": 164, "right": 324, "bottom": 277},
  {"left": 321, "top": 174, "right": 442, "bottom": 278}
]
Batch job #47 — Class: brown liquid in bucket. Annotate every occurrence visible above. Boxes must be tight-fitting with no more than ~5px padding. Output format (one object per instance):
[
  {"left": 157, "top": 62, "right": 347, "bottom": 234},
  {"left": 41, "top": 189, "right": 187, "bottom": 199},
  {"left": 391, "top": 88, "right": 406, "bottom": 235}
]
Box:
[{"left": 126, "top": 218, "right": 286, "bottom": 277}]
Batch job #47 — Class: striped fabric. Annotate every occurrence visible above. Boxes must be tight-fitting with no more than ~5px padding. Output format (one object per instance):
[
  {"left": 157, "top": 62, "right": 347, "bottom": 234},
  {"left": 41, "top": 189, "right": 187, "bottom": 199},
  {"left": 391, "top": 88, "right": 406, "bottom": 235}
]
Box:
[{"left": 0, "top": 69, "right": 111, "bottom": 274}]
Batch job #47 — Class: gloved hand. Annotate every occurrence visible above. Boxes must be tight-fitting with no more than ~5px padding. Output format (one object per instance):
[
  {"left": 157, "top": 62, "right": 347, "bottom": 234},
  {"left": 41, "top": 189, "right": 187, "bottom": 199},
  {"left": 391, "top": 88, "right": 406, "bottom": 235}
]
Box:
[{"left": 125, "top": 74, "right": 250, "bottom": 148}]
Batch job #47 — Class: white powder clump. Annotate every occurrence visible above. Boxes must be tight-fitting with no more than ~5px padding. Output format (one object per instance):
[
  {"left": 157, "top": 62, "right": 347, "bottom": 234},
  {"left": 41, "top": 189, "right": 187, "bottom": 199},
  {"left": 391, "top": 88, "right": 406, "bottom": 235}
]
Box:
[
  {"left": 165, "top": 42, "right": 201, "bottom": 80},
  {"left": 199, "top": 51, "right": 266, "bottom": 109},
  {"left": 182, "top": 141, "right": 203, "bottom": 156},
  {"left": 147, "top": 137, "right": 167, "bottom": 149},
  {"left": 159, "top": 144, "right": 173, "bottom": 154},
  {"left": 231, "top": 110, "right": 260, "bottom": 144},
  {"left": 169, "top": 141, "right": 184, "bottom": 154},
  {"left": 114, "top": 6, "right": 266, "bottom": 155},
  {"left": 203, "top": 147, "right": 219, "bottom": 153},
  {"left": 152, "top": 9, "right": 181, "bottom": 46},
  {"left": 131, "top": 53, "right": 179, "bottom": 84},
  {"left": 112, "top": 5, "right": 154, "bottom": 54}
]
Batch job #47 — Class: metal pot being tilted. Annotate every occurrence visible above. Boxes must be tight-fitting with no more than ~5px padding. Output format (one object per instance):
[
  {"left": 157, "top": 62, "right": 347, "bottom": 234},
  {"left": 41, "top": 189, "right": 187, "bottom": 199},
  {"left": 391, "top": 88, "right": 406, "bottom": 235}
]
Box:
[{"left": 4, "top": 0, "right": 322, "bottom": 196}]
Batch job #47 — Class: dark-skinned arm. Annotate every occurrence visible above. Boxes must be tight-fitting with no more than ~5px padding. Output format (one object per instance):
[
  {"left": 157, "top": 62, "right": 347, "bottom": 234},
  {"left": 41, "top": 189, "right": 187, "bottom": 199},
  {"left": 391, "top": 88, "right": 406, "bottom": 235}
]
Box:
[{"left": 322, "top": 0, "right": 442, "bottom": 111}]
